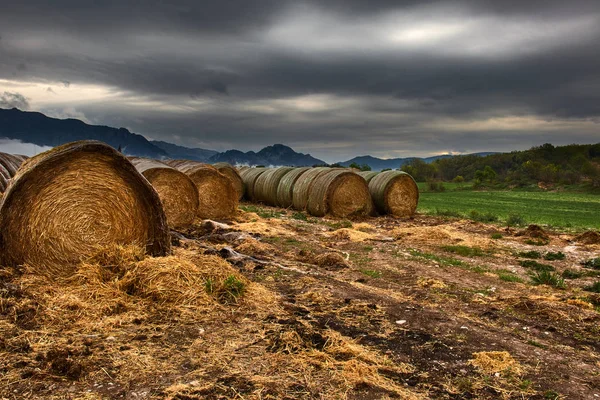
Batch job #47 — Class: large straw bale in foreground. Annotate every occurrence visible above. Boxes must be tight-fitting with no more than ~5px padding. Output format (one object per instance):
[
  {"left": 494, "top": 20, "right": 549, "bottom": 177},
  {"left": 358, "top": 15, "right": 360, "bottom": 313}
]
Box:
[
  {"left": 307, "top": 169, "right": 374, "bottom": 217},
  {"left": 254, "top": 167, "right": 295, "bottom": 205},
  {"left": 213, "top": 162, "right": 244, "bottom": 200},
  {"left": 0, "top": 141, "right": 170, "bottom": 275},
  {"left": 276, "top": 167, "right": 310, "bottom": 208},
  {"left": 239, "top": 168, "right": 267, "bottom": 201},
  {"left": 292, "top": 167, "right": 332, "bottom": 211},
  {"left": 368, "top": 170, "right": 419, "bottom": 217},
  {"left": 0, "top": 152, "right": 26, "bottom": 192},
  {"left": 166, "top": 160, "right": 238, "bottom": 219},
  {"left": 130, "top": 157, "right": 199, "bottom": 229}
]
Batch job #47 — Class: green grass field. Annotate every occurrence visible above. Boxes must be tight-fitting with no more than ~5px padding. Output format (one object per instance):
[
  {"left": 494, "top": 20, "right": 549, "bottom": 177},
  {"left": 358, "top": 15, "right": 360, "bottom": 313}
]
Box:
[{"left": 417, "top": 185, "right": 600, "bottom": 230}]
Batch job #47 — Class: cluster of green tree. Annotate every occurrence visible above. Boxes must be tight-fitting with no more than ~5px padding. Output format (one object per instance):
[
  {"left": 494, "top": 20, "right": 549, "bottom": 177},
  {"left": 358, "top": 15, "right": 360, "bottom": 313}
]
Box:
[
  {"left": 314, "top": 162, "right": 372, "bottom": 171},
  {"left": 401, "top": 143, "right": 600, "bottom": 187}
]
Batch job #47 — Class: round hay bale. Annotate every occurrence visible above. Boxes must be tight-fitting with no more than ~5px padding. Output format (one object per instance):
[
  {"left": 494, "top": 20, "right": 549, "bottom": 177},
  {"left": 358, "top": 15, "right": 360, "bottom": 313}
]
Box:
[
  {"left": 368, "top": 170, "right": 419, "bottom": 217},
  {"left": 0, "top": 140, "right": 170, "bottom": 275},
  {"left": 0, "top": 151, "right": 26, "bottom": 191},
  {"left": 236, "top": 165, "right": 250, "bottom": 173},
  {"left": 292, "top": 167, "right": 332, "bottom": 211},
  {"left": 276, "top": 167, "right": 310, "bottom": 208},
  {"left": 254, "top": 167, "right": 295, "bottom": 206},
  {"left": 239, "top": 168, "right": 267, "bottom": 201},
  {"left": 212, "top": 162, "right": 244, "bottom": 201},
  {"left": 169, "top": 160, "right": 238, "bottom": 220},
  {"left": 307, "top": 170, "right": 373, "bottom": 217},
  {"left": 357, "top": 171, "right": 379, "bottom": 184},
  {"left": 0, "top": 164, "right": 11, "bottom": 193},
  {"left": 129, "top": 157, "right": 199, "bottom": 229},
  {"left": 0, "top": 151, "right": 25, "bottom": 176}
]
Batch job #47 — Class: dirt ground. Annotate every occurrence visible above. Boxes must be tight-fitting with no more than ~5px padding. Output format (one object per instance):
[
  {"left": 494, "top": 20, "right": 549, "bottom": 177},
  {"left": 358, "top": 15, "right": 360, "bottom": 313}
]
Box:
[{"left": 1, "top": 204, "right": 600, "bottom": 399}]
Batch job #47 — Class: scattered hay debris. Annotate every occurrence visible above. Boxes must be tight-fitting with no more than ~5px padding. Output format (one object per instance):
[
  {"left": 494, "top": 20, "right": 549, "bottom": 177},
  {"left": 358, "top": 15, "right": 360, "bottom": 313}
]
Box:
[
  {"left": 417, "top": 277, "right": 447, "bottom": 289},
  {"left": 574, "top": 230, "right": 600, "bottom": 245},
  {"left": 315, "top": 252, "right": 349, "bottom": 270},
  {"left": 516, "top": 224, "right": 549, "bottom": 240},
  {"left": 328, "top": 228, "right": 375, "bottom": 242},
  {"left": 234, "top": 238, "right": 276, "bottom": 258},
  {"left": 469, "top": 351, "right": 523, "bottom": 376}
]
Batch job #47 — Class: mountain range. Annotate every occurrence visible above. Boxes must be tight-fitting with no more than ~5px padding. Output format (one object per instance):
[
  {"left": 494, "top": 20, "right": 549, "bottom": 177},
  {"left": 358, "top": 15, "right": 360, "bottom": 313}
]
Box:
[
  {"left": 0, "top": 107, "right": 494, "bottom": 169},
  {"left": 339, "top": 153, "right": 497, "bottom": 171}
]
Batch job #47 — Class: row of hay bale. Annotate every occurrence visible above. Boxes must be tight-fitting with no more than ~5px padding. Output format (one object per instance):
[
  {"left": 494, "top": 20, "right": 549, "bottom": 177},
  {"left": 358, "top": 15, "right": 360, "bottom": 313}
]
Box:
[
  {"left": 161, "top": 159, "right": 240, "bottom": 220},
  {"left": 239, "top": 167, "right": 418, "bottom": 218},
  {"left": 0, "top": 141, "right": 245, "bottom": 275}
]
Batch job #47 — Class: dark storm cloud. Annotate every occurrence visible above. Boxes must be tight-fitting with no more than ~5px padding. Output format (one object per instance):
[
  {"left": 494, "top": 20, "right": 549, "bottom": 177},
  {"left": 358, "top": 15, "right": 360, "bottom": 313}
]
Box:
[
  {"left": 0, "top": 92, "right": 29, "bottom": 110},
  {"left": 0, "top": 0, "right": 599, "bottom": 159}
]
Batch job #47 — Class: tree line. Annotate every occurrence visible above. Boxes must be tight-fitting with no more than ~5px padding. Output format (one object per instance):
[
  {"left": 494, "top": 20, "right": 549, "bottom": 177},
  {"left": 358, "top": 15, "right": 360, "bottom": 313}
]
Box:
[{"left": 400, "top": 143, "right": 600, "bottom": 188}]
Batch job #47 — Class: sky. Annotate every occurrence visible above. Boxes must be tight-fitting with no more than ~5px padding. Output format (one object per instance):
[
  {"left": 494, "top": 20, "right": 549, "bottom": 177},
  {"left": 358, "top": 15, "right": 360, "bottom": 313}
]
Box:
[{"left": 0, "top": 0, "right": 599, "bottom": 163}]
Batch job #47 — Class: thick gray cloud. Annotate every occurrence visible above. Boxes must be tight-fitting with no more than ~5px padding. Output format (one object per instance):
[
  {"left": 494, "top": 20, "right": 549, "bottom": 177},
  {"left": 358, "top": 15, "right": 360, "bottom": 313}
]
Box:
[
  {"left": 0, "top": 0, "right": 599, "bottom": 161},
  {"left": 0, "top": 92, "right": 29, "bottom": 109}
]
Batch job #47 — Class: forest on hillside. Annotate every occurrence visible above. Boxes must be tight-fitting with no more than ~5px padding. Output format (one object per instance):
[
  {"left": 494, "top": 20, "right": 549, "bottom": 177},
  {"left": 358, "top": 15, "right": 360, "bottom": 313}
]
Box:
[{"left": 400, "top": 143, "right": 600, "bottom": 188}]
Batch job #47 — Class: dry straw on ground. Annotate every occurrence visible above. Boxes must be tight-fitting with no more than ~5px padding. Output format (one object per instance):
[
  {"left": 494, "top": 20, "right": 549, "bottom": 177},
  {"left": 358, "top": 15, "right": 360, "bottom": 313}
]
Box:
[
  {"left": 368, "top": 170, "right": 419, "bottom": 217},
  {"left": 253, "top": 166, "right": 295, "bottom": 205},
  {"left": 239, "top": 167, "right": 267, "bottom": 201},
  {"left": 276, "top": 167, "right": 310, "bottom": 208},
  {"left": 129, "top": 157, "right": 199, "bottom": 229},
  {"left": 469, "top": 351, "right": 523, "bottom": 376},
  {"left": 212, "top": 162, "right": 244, "bottom": 201},
  {"left": 0, "top": 140, "right": 170, "bottom": 276},
  {"left": 307, "top": 169, "right": 374, "bottom": 217},
  {"left": 165, "top": 160, "right": 238, "bottom": 220},
  {"left": 0, "top": 151, "right": 26, "bottom": 192}
]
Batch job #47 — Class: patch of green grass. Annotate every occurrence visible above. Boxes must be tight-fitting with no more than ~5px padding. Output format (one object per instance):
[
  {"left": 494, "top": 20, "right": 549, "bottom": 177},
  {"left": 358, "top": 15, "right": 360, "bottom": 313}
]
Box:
[
  {"left": 490, "top": 233, "right": 503, "bottom": 239},
  {"left": 530, "top": 271, "right": 566, "bottom": 289},
  {"left": 363, "top": 245, "right": 374, "bottom": 252},
  {"left": 519, "top": 260, "right": 555, "bottom": 272},
  {"left": 506, "top": 213, "right": 526, "bottom": 227},
  {"left": 409, "top": 249, "right": 465, "bottom": 267},
  {"left": 433, "top": 209, "right": 463, "bottom": 218},
  {"left": 204, "top": 278, "right": 215, "bottom": 295},
  {"left": 359, "top": 269, "right": 381, "bottom": 278},
  {"left": 543, "top": 390, "right": 561, "bottom": 400},
  {"left": 417, "top": 189, "right": 600, "bottom": 229},
  {"left": 263, "top": 236, "right": 301, "bottom": 247},
  {"left": 525, "top": 238, "right": 550, "bottom": 246},
  {"left": 441, "top": 245, "right": 487, "bottom": 257},
  {"left": 326, "top": 219, "right": 353, "bottom": 230},
  {"left": 239, "top": 205, "right": 284, "bottom": 219},
  {"left": 562, "top": 269, "right": 583, "bottom": 279},
  {"left": 205, "top": 275, "right": 246, "bottom": 304},
  {"left": 468, "top": 265, "right": 489, "bottom": 274},
  {"left": 468, "top": 210, "right": 499, "bottom": 223},
  {"left": 349, "top": 253, "right": 373, "bottom": 267},
  {"left": 519, "top": 380, "right": 533, "bottom": 391},
  {"left": 527, "top": 339, "right": 548, "bottom": 349},
  {"left": 582, "top": 257, "right": 600, "bottom": 270},
  {"left": 219, "top": 275, "right": 246, "bottom": 303},
  {"left": 518, "top": 250, "right": 541, "bottom": 259},
  {"left": 584, "top": 281, "right": 600, "bottom": 293},
  {"left": 496, "top": 270, "right": 525, "bottom": 283},
  {"left": 291, "top": 211, "right": 308, "bottom": 221},
  {"left": 544, "top": 251, "right": 566, "bottom": 261}
]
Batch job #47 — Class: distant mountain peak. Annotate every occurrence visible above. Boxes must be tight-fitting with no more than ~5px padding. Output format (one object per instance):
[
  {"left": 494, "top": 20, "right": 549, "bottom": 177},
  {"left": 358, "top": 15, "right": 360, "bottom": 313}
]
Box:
[
  {"left": 210, "top": 144, "right": 324, "bottom": 166},
  {"left": 0, "top": 107, "right": 168, "bottom": 158}
]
